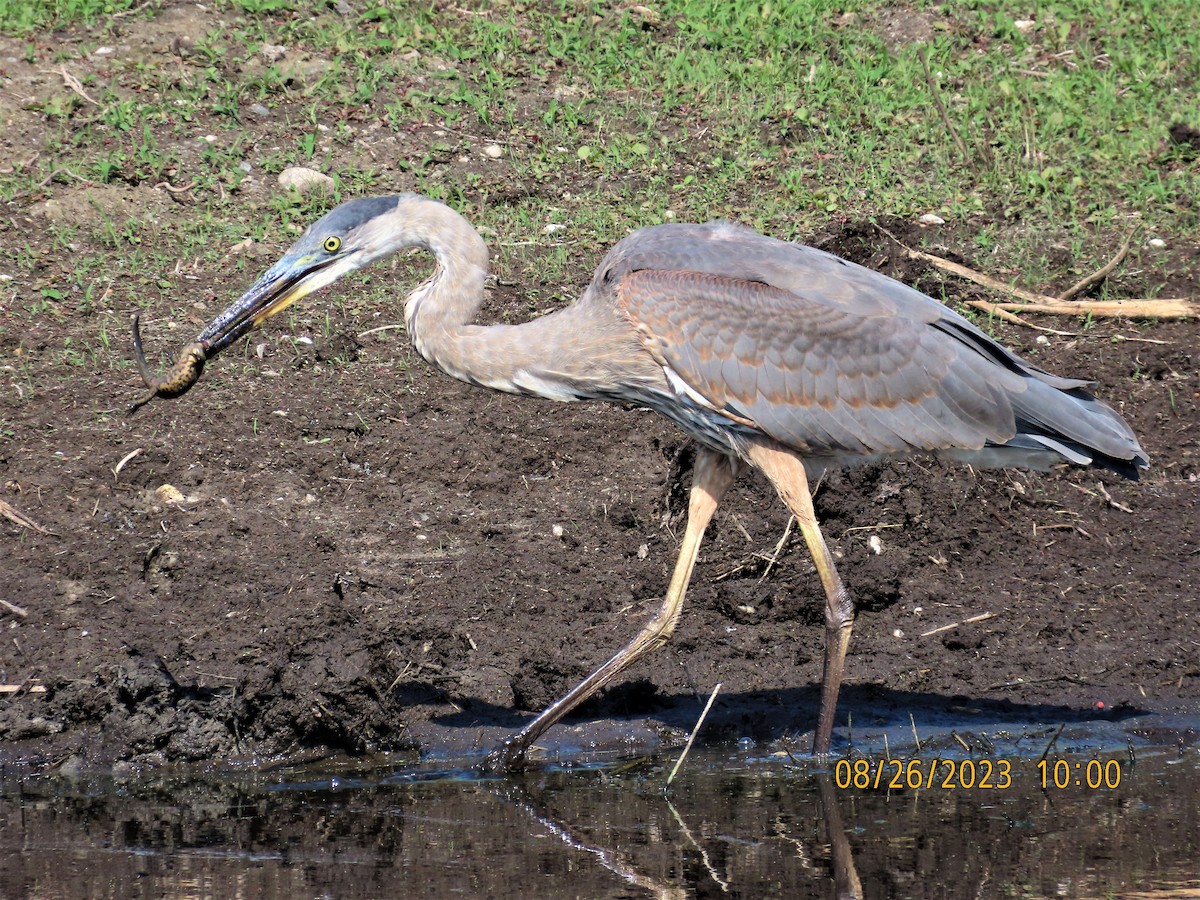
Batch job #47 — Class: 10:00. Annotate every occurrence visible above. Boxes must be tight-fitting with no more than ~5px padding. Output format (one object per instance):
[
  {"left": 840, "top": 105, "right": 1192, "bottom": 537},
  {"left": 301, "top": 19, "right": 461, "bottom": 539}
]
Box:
[{"left": 1037, "top": 758, "right": 1123, "bottom": 789}]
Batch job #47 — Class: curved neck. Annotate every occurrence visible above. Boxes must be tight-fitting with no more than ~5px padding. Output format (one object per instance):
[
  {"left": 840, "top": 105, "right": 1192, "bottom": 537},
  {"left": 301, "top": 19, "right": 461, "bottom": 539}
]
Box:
[
  {"left": 401, "top": 198, "right": 490, "bottom": 344},
  {"left": 399, "top": 196, "right": 662, "bottom": 403}
]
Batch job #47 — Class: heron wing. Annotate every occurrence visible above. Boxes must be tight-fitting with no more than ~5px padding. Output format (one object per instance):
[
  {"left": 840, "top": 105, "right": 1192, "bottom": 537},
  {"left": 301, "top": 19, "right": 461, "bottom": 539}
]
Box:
[{"left": 613, "top": 266, "right": 1029, "bottom": 457}]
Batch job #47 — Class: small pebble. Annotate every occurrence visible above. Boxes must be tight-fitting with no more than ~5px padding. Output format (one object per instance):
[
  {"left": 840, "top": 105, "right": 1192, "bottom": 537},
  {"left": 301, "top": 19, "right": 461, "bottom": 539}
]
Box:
[
  {"left": 482, "top": 144, "right": 503, "bottom": 159},
  {"left": 867, "top": 534, "right": 883, "bottom": 555},
  {"left": 918, "top": 213, "right": 945, "bottom": 226},
  {"left": 155, "top": 484, "right": 186, "bottom": 503},
  {"left": 552, "top": 524, "right": 564, "bottom": 538},
  {"left": 278, "top": 166, "right": 335, "bottom": 196},
  {"left": 892, "top": 628, "right": 904, "bottom": 639},
  {"left": 1147, "top": 237, "right": 1166, "bottom": 249}
]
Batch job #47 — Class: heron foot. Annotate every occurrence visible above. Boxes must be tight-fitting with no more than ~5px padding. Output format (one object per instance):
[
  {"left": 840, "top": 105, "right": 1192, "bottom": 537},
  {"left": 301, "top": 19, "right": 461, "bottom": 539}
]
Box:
[{"left": 478, "top": 736, "right": 532, "bottom": 776}]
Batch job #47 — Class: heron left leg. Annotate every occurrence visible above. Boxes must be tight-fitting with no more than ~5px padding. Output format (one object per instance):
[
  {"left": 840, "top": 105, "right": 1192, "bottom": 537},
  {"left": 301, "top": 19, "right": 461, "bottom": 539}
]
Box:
[
  {"left": 481, "top": 448, "right": 736, "bottom": 773},
  {"left": 745, "top": 439, "right": 854, "bottom": 756}
]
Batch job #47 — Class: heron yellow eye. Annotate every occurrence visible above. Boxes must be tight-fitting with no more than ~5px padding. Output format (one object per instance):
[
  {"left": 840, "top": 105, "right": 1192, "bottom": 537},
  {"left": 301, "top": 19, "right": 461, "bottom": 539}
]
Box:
[{"left": 323, "top": 236, "right": 342, "bottom": 253}]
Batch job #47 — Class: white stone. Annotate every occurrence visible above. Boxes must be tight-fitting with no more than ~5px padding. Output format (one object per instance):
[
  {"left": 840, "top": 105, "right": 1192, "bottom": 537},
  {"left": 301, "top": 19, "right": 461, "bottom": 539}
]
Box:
[{"left": 278, "top": 166, "right": 335, "bottom": 195}]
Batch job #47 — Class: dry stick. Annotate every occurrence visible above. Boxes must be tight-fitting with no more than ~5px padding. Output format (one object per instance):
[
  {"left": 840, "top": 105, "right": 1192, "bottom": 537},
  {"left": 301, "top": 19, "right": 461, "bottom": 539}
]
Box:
[
  {"left": 758, "top": 515, "right": 795, "bottom": 582},
  {"left": 1037, "top": 723, "right": 1066, "bottom": 765},
  {"left": 1058, "top": 224, "right": 1142, "bottom": 301},
  {"left": 881, "top": 227, "right": 1200, "bottom": 319},
  {"left": 872, "top": 224, "right": 1072, "bottom": 333},
  {"left": 918, "top": 47, "right": 970, "bottom": 165},
  {"left": 0, "top": 598, "right": 30, "bottom": 619},
  {"left": 920, "top": 611, "right": 996, "bottom": 638},
  {"left": 909, "top": 713, "right": 922, "bottom": 753},
  {"left": 983, "top": 297, "right": 1197, "bottom": 317},
  {"left": 666, "top": 682, "right": 722, "bottom": 787},
  {"left": 0, "top": 497, "right": 52, "bottom": 536},
  {"left": 358, "top": 324, "right": 407, "bottom": 338},
  {"left": 666, "top": 801, "right": 731, "bottom": 892},
  {"left": 44, "top": 66, "right": 98, "bottom": 105}
]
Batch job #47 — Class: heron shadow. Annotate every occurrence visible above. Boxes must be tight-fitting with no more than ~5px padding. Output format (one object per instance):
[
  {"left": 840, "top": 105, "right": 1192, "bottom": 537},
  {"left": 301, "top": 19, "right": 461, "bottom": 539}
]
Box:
[{"left": 427, "top": 682, "right": 1149, "bottom": 760}]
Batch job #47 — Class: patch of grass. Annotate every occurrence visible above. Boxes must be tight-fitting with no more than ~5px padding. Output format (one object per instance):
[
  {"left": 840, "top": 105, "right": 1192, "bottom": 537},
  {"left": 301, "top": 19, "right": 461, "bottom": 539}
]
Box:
[
  {"left": 0, "top": 0, "right": 141, "bottom": 33},
  {"left": 8, "top": 0, "right": 1198, "bottom": 363}
]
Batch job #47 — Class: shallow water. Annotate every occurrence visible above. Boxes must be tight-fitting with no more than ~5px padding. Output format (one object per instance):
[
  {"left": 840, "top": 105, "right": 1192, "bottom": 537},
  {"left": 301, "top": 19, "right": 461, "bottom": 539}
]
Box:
[{"left": 3, "top": 743, "right": 1198, "bottom": 900}]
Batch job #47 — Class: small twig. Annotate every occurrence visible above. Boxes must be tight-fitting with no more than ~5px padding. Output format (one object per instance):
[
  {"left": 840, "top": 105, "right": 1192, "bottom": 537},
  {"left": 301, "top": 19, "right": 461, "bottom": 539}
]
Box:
[
  {"left": 917, "top": 48, "right": 970, "bottom": 165},
  {"left": 758, "top": 515, "right": 794, "bottom": 582},
  {"left": 876, "top": 225, "right": 1199, "bottom": 319},
  {"left": 113, "top": 448, "right": 144, "bottom": 480},
  {"left": 1058, "top": 224, "right": 1142, "bottom": 300},
  {"left": 1037, "top": 723, "right": 1066, "bottom": 765},
  {"left": 666, "top": 801, "right": 731, "bottom": 892},
  {"left": 1111, "top": 334, "right": 1169, "bottom": 345},
  {"left": 961, "top": 299, "right": 1071, "bottom": 333},
  {"left": 0, "top": 598, "right": 30, "bottom": 619},
  {"left": 1095, "top": 482, "right": 1134, "bottom": 514},
  {"left": 666, "top": 682, "right": 722, "bottom": 787},
  {"left": 0, "top": 498, "right": 53, "bottom": 536},
  {"left": 909, "top": 713, "right": 922, "bottom": 753},
  {"left": 358, "top": 324, "right": 407, "bottom": 338},
  {"left": 984, "top": 298, "right": 1197, "bottom": 318},
  {"left": 111, "top": 0, "right": 156, "bottom": 19},
  {"left": 43, "top": 66, "right": 98, "bottom": 105},
  {"left": 920, "top": 611, "right": 996, "bottom": 638}
]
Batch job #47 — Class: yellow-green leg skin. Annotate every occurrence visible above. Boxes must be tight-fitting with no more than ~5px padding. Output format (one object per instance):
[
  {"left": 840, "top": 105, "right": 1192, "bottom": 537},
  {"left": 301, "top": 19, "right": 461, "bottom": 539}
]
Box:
[
  {"left": 482, "top": 448, "right": 737, "bottom": 773},
  {"left": 745, "top": 438, "right": 855, "bottom": 756}
]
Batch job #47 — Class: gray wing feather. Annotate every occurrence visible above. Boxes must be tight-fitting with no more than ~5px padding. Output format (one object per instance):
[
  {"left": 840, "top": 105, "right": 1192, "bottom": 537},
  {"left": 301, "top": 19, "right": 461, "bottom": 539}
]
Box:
[{"left": 598, "top": 221, "right": 1147, "bottom": 472}]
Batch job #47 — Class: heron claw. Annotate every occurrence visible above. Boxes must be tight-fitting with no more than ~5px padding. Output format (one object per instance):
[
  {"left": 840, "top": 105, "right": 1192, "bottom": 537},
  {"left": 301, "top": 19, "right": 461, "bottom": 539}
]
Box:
[{"left": 478, "top": 738, "right": 530, "bottom": 776}]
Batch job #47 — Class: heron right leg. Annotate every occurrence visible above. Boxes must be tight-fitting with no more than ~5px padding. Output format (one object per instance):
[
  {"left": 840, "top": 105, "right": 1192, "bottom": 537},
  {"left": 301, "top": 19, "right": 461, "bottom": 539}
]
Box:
[
  {"left": 745, "top": 439, "right": 854, "bottom": 756},
  {"left": 481, "top": 448, "right": 736, "bottom": 773}
]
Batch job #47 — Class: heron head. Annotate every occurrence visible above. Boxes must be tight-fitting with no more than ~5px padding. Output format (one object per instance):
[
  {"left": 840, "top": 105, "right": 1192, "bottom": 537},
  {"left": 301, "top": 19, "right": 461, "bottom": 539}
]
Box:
[
  {"left": 196, "top": 195, "right": 408, "bottom": 355},
  {"left": 130, "top": 194, "right": 439, "bottom": 412}
]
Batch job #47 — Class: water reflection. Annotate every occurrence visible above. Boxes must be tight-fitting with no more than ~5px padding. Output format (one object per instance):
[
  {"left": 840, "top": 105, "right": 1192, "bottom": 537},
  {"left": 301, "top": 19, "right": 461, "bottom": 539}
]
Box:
[{"left": 2, "top": 749, "right": 1198, "bottom": 898}]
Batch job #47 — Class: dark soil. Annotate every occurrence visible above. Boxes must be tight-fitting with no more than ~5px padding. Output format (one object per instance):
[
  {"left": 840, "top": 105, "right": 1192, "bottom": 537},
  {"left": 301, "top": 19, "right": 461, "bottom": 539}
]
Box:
[{"left": 1, "top": 8, "right": 1198, "bottom": 775}]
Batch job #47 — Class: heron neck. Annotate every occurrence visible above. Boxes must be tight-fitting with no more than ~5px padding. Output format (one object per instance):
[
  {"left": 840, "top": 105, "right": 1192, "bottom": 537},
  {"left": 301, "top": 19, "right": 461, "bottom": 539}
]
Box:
[
  {"left": 399, "top": 202, "right": 568, "bottom": 398},
  {"left": 400, "top": 197, "right": 663, "bottom": 402}
]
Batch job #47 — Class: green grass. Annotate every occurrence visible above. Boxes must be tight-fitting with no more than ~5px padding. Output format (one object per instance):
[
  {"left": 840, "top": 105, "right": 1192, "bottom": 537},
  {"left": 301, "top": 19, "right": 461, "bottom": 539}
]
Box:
[
  {"left": 0, "top": 0, "right": 141, "bottom": 33},
  {"left": 3, "top": 0, "right": 1198, "bottom": 375}
]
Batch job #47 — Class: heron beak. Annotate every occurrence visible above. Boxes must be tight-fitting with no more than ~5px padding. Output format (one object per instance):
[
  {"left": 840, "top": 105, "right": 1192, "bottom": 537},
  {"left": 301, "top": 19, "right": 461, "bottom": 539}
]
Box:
[{"left": 196, "top": 252, "right": 347, "bottom": 356}]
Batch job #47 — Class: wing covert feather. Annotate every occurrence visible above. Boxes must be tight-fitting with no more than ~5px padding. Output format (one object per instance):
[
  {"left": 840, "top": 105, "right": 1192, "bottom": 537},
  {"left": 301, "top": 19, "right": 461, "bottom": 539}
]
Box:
[{"left": 615, "top": 268, "right": 1023, "bottom": 457}]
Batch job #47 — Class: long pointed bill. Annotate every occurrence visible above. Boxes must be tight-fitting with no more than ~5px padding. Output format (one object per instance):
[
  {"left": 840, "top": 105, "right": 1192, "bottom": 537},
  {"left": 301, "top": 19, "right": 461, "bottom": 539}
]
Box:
[
  {"left": 196, "top": 252, "right": 346, "bottom": 356},
  {"left": 130, "top": 250, "right": 353, "bottom": 413}
]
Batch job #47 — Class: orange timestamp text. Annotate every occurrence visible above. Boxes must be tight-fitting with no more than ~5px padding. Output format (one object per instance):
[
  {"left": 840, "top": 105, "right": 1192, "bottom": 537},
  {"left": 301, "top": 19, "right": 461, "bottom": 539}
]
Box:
[{"left": 834, "top": 757, "right": 1123, "bottom": 791}]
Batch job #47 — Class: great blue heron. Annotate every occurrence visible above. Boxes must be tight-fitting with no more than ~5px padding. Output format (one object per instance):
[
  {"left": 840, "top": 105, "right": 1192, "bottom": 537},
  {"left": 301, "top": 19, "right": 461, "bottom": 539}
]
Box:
[{"left": 133, "top": 194, "right": 1148, "bottom": 772}]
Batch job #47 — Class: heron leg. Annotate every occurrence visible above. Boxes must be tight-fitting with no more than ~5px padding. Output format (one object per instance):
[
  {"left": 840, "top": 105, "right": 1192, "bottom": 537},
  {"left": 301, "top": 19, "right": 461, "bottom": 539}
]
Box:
[
  {"left": 482, "top": 448, "right": 736, "bottom": 773},
  {"left": 745, "top": 440, "right": 854, "bottom": 756}
]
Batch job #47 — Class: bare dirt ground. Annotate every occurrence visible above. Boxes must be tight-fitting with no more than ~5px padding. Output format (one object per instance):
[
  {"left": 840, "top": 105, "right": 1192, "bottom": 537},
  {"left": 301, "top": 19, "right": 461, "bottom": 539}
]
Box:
[{"left": 1, "top": 6, "right": 1197, "bottom": 774}]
